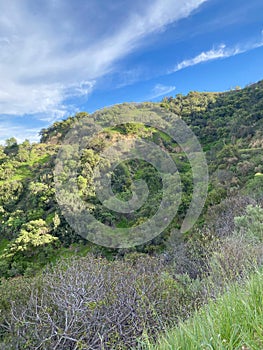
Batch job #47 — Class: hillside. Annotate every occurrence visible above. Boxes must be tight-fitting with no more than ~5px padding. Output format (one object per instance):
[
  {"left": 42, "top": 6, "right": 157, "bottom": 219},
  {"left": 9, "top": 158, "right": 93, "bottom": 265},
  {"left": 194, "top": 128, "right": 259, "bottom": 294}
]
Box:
[
  {"left": 0, "top": 81, "right": 263, "bottom": 348},
  {"left": 0, "top": 81, "right": 263, "bottom": 276}
]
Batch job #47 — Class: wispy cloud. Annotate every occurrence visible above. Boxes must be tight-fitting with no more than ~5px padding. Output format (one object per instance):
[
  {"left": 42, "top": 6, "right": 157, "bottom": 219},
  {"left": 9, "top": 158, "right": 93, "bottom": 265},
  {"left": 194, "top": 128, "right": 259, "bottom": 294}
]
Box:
[
  {"left": 171, "top": 38, "right": 263, "bottom": 72},
  {"left": 150, "top": 84, "right": 176, "bottom": 99},
  {"left": 0, "top": 0, "right": 207, "bottom": 123}
]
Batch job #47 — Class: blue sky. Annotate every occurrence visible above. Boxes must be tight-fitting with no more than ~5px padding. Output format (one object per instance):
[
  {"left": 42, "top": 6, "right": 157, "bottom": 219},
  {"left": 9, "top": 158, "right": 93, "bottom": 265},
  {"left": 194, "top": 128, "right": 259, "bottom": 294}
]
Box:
[{"left": 0, "top": 0, "right": 263, "bottom": 143}]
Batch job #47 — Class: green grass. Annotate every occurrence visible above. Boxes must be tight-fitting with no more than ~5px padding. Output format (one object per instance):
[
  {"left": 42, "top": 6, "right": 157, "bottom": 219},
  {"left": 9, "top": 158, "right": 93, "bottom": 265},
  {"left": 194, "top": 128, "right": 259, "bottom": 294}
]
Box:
[{"left": 146, "top": 269, "right": 263, "bottom": 350}]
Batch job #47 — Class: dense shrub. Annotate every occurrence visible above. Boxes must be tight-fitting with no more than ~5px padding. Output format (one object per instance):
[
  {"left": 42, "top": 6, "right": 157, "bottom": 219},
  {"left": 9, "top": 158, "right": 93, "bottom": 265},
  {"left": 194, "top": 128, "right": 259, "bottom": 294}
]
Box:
[
  {"left": 1, "top": 203, "right": 263, "bottom": 349},
  {"left": 0, "top": 255, "right": 205, "bottom": 349}
]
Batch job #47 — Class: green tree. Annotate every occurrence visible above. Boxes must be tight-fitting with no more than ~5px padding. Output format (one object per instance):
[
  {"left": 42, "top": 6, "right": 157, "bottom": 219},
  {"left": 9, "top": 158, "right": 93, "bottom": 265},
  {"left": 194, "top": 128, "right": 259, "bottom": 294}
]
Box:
[
  {"left": 5, "top": 137, "right": 17, "bottom": 148},
  {"left": 0, "top": 219, "right": 59, "bottom": 277}
]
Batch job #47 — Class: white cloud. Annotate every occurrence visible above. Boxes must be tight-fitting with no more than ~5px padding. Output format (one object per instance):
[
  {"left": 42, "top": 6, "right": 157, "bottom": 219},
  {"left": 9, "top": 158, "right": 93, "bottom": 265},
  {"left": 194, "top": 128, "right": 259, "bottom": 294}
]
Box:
[
  {"left": 150, "top": 84, "right": 176, "bottom": 99},
  {"left": 0, "top": 122, "right": 40, "bottom": 144},
  {"left": 172, "top": 39, "right": 263, "bottom": 72},
  {"left": 0, "top": 0, "right": 207, "bottom": 123},
  {"left": 175, "top": 44, "right": 237, "bottom": 71}
]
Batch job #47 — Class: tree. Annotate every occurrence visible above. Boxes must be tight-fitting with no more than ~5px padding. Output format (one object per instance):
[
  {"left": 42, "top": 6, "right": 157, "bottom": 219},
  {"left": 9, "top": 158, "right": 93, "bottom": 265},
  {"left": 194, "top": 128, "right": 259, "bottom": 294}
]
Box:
[
  {"left": 5, "top": 137, "right": 17, "bottom": 148},
  {"left": 0, "top": 219, "right": 59, "bottom": 277}
]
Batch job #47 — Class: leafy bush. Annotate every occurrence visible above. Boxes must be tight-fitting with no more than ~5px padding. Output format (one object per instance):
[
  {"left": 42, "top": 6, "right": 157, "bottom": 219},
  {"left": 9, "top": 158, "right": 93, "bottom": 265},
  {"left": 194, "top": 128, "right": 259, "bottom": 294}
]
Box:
[
  {"left": 234, "top": 204, "right": 263, "bottom": 243},
  {"left": 0, "top": 220, "right": 59, "bottom": 277}
]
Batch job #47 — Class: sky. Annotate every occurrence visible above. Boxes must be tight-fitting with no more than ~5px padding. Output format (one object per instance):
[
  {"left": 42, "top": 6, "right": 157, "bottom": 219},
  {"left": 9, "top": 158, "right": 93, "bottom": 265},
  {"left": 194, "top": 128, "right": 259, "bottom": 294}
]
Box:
[{"left": 0, "top": 0, "right": 263, "bottom": 143}]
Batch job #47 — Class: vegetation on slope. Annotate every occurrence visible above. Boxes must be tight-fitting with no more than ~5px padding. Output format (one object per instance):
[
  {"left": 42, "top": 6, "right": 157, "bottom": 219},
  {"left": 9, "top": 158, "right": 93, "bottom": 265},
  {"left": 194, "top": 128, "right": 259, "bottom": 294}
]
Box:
[
  {"left": 146, "top": 204, "right": 263, "bottom": 350},
  {"left": 0, "top": 203, "right": 263, "bottom": 349},
  {"left": 0, "top": 81, "right": 263, "bottom": 277},
  {"left": 147, "top": 268, "right": 263, "bottom": 350},
  {"left": 0, "top": 81, "right": 263, "bottom": 348}
]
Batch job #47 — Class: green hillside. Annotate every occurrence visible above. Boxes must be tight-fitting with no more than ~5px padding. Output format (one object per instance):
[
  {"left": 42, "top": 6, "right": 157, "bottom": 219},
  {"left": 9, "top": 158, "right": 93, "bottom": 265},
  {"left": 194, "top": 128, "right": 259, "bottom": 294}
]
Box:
[{"left": 0, "top": 81, "right": 263, "bottom": 349}]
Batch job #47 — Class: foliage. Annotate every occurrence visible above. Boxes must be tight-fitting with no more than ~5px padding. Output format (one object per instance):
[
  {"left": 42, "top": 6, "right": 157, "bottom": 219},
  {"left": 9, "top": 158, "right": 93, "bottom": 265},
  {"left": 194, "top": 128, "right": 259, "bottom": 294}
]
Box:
[
  {"left": 234, "top": 204, "right": 263, "bottom": 243},
  {"left": 143, "top": 202, "right": 263, "bottom": 349},
  {"left": 0, "top": 219, "right": 59, "bottom": 277},
  {"left": 146, "top": 269, "right": 263, "bottom": 350},
  {"left": 0, "top": 80, "right": 263, "bottom": 275},
  {"left": 0, "top": 203, "right": 262, "bottom": 348}
]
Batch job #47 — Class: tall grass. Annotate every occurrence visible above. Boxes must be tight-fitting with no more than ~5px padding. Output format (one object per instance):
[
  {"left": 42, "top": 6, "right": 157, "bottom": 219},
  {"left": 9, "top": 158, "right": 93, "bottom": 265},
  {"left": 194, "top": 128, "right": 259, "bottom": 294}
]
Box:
[{"left": 146, "top": 269, "right": 263, "bottom": 350}]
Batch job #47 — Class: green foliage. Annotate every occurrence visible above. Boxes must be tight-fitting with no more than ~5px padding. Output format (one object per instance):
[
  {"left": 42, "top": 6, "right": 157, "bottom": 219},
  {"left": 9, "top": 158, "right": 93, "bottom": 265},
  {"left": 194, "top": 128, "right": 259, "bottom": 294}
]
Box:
[
  {"left": 242, "top": 174, "right": 263, "bottom": 200},
  {"left": 143, "top": 203, "right": 263, "bottom": 349},
  {"left": 147, "top": 270, "right": 263, "bottom": 350},
  {"left": 0, "top": 81, "right": 262, "bottom": 349},
  {"left": 1, "top": 81, "right": 263, "bottom": 277},
  {"left": 0, "top": 220, "right": 59, "bottom": 277},
  {"left": 0, "top": 200, "right": 262, "bottom": 348},
  {"left": 234, "top": 204, "right": 263, "bottom": 243}
]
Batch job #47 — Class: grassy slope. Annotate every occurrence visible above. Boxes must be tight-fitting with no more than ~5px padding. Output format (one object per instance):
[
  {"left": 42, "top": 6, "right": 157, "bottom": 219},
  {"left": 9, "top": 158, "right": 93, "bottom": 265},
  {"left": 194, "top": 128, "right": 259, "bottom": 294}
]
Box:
[{"left": 148, "top": 270, "right": 263, "bottom": 350}]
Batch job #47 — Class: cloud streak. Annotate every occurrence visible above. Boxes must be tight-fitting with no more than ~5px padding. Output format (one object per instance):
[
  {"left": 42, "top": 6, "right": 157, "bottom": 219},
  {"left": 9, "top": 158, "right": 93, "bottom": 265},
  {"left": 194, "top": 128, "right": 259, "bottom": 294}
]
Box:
[
  {"left": 0, "top": 0, "right": 207, "bottom": 123},
  {"left": 172, "top": 39, "right": 263, "bottom": 72},
  {"left": 150, "top": 84, "right": 176, "bottom": 99}
]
